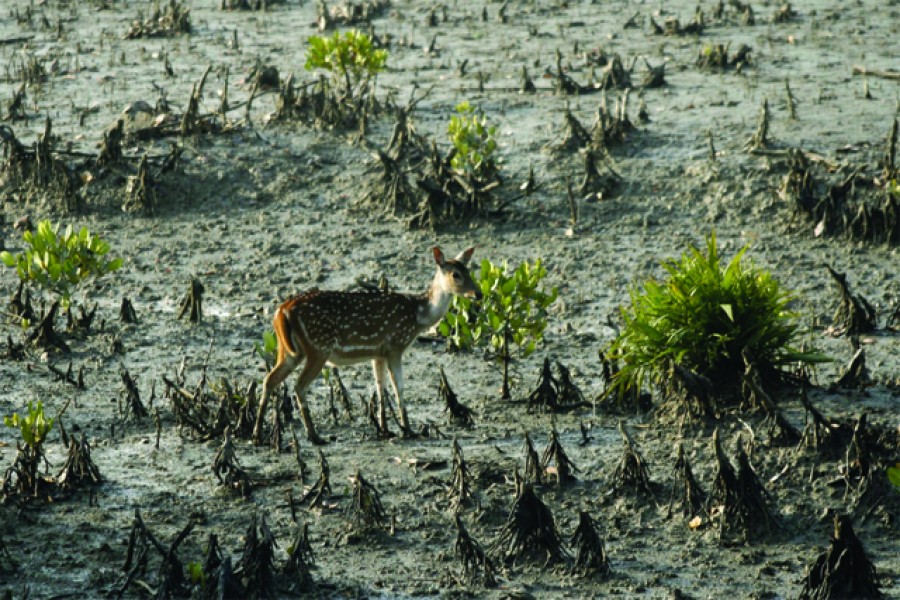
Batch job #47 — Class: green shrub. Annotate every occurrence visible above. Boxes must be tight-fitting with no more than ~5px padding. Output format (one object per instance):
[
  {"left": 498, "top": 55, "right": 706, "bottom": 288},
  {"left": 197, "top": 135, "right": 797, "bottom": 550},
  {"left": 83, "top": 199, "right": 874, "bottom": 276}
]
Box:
[
  {"left": 4, "top": 401, "right": 54, "bottom": 450},
  {"left": 447, "top": 101, "right": 498, "bottom": 177},
  {"left": 607, "top": 232, "right": 826, "bottom": 401},
  {"left": 0, "top": 220, "right": 122, "bottom": 307},
  {"left": 440, "top": 258, "right": 557, "bottom": 357},
  {"left": 304, "top": 30, "right": 387, "bottom": 95}
]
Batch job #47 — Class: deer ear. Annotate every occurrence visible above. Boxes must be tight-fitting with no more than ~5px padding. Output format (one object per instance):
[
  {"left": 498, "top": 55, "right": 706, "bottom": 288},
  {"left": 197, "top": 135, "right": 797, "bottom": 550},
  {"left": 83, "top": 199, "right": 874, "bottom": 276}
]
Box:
[
  {"left": 455, "top": 247, "right": 475, "bottom": 265},
  {"left": 432, "top": 246, "right": 445, "bottom": 266}
]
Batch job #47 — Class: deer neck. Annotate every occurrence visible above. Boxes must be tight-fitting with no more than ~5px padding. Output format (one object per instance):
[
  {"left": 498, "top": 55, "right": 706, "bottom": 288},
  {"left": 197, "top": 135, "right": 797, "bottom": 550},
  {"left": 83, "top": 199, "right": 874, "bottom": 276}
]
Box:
[{"left": 418, "top": 269, "right": 452, "bottom": 329}]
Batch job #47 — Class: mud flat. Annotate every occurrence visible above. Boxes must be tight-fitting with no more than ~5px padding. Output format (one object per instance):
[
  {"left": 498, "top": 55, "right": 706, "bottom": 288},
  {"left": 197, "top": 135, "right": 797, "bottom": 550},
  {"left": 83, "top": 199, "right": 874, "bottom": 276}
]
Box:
[{"left": 0, "top": 0, "right": 898, "bottom": 598}]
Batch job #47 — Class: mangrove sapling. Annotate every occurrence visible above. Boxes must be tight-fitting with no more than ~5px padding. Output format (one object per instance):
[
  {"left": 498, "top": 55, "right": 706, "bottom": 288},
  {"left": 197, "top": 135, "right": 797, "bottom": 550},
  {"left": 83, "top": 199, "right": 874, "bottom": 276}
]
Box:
[
  {"left": 177, "top": 278, "right": 204, "bottom": 323},
  {"left": 541, "top": 426, "right": 578, "bottom": 485},
  {"left": 453, "top": 513, "right": 496, "bottom": 587},
  {"left": 440, "top": 367, "right": 474, "bottom": 427},
  {"left": 799, "top": 513, "right": 883, "bottom": 600},
  {"left": 349, "top": 470, "right": 387, "bottom": 531},
  {"left": 449, "top": 438, "right": 473, "bottom": 508},
  {"left": 825, "top": 265, "right": 877, "bottom": 336},
  {"left": 667, "top": 443, "right": 708, "bottom": 521},
  {"left": 303, "top": 29, "right": 387, "bottom": 128},
  {"left": 441, "top": 258, "right": 557, "bottom": 401},
  {"left": 283, "top": 523, "right": 315, "bottom": 592},
  {"left": 709, "top": 429, "right": 779, "bottom": 543},
  {"left": 570, "top": 511, "right": 610, "bottom": 578},
  {"left": 612, "top": 421, "right": 654, "bottom": 499},
  {"left": 253, "top": 329, "right": 278, "bottom": 371},
  {"left": 2, "top": 400, "right": 55, "bottom": 497},
  {"left": 2, "top": 220, "right": 123, "bottom": 311},
  {"left": 213, "top": 428, "right": 251, "bottom": 498},
  {"left": 491, "top": 482, "right": 569, "bottom": 565},
  {"left": 56, "top": 433, "right": 102, "bottom": 490},
  {"left": 236, "top": 513, "right": 277, "bottom": 600},
  {"left": 522, "top": 432, "right": 543, "bottom": 485}
]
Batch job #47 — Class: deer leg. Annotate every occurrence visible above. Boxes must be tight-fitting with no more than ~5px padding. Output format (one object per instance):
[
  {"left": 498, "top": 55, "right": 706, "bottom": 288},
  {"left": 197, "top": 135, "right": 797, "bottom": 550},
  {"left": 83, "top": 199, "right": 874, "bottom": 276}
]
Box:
[
  {"left": 293, "top": 355, "right": 328, "bottom": 445},
  {"left": 253, "top": 353, "right": 300, "bottom": 444},
  {"left": 386, "top": 355, "right": 409, "bottom": 432},
  {"left": 372, "top": 359, "right": 389, "bottom": 434}
]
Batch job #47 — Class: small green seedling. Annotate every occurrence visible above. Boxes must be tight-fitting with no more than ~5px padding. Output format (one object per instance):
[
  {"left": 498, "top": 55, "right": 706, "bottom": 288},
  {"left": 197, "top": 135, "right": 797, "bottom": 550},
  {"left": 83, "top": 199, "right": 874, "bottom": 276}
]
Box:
[
  {"left": 0, "top": 220, "right": 122, "bottom": 307},
  {"left": 447, "top": 101, "right": 498, "bottom": 177},
  {"left": 441, "top": 258, "right": 557, "bottom": 398},
  {"left": 4, "top": 401, "right": 54, "bottom": 449},
  {"left": 187, "top": 561, "right": 205, "bottom": 585},
  {"left": 253, "top": 329, "right": 278, "bottom": 367},
  {"left": 305, "top": 30, "right": 387, "bottom": 96}
]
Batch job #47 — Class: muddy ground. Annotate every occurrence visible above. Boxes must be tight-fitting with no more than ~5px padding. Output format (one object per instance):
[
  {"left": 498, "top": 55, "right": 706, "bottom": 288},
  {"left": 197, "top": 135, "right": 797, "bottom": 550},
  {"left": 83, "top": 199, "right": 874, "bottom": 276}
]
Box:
[{"left": 1, "top": 0, "right": 899, "bottom": 597}]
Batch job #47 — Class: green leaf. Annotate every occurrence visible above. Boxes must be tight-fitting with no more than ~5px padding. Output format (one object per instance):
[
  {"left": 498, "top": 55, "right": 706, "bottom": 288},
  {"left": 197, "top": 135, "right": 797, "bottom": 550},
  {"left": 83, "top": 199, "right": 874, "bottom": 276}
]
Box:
[
  {"left": 721, "top": 303, "right": 734, "bottom": 321},
  {"left": 888, "top": 465, "right": 900, "bottom": 489}
]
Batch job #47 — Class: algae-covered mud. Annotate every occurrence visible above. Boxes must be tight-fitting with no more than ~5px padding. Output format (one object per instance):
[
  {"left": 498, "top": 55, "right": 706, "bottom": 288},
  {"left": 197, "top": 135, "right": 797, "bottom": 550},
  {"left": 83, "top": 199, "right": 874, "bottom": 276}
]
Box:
[{"left": 0, "top": 0, "right": 898, "bottom": 597}]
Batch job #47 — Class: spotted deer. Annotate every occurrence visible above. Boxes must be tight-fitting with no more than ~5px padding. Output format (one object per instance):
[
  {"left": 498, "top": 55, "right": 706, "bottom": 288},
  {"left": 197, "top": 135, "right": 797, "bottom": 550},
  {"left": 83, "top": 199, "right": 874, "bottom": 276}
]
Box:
[{"left": 253, "top": 247, "right": 481, "bottom": 445}]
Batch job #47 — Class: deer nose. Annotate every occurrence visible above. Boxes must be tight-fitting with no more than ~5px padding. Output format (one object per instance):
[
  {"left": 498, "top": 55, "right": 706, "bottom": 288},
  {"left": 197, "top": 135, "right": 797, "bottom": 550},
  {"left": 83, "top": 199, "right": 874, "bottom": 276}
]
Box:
[{"left": 471, "top": 287, "right": 483, "bottom": 301}]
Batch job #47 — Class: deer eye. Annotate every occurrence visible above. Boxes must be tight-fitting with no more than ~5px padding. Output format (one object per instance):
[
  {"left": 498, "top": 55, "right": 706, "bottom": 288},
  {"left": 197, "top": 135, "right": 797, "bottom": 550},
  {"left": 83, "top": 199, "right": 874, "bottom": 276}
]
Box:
[{"left": 452, "top": 272, "right": 461, "bottom": 280}]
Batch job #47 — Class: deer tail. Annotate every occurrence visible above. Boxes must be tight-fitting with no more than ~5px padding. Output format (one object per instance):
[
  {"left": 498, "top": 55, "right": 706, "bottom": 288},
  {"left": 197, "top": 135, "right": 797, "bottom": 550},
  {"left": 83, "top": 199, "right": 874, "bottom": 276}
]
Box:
[{"left": 273, "top": 305, "right": 300, "bottom": 360}]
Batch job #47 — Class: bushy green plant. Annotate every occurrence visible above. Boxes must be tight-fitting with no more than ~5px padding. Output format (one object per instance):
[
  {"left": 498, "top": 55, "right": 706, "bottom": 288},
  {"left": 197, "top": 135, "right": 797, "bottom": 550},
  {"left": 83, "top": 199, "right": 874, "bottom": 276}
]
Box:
[
  {"left": 4, "top": 401, "right": 54, "bottom": 450},
  {"left": 0, "top": 220, "right": 122, "bottom": 307},
  {"left": 304, "top": 30, "right": 387, "bottom": 96},
  {"left": 607, "top": 231, "right": 826, "bottom": 401},
  {"left": 447, "top": 101, "right": 498, "bottom": 177},
  {"left": 441, "top": 258, "right": 557, "bottom": 357}
]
